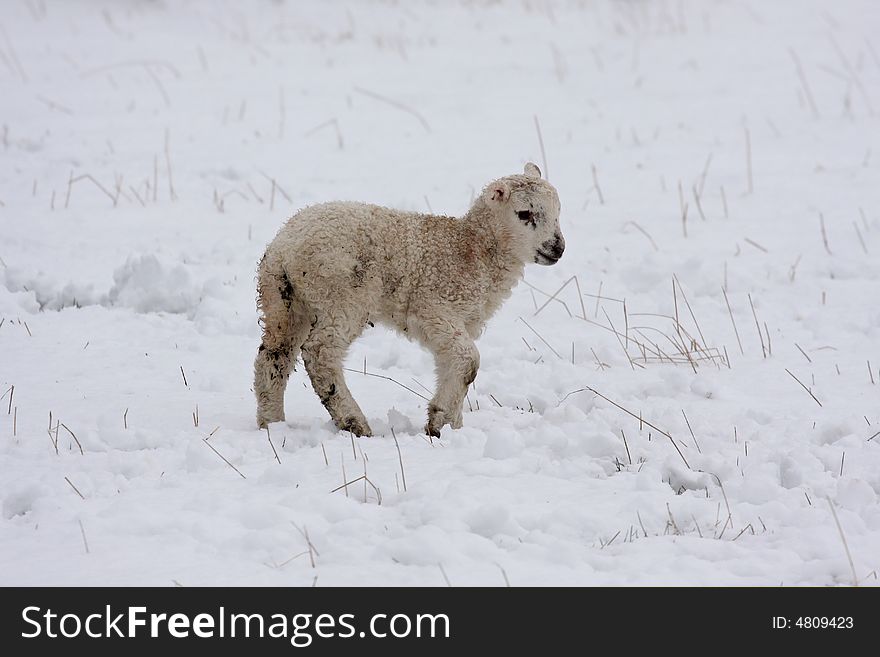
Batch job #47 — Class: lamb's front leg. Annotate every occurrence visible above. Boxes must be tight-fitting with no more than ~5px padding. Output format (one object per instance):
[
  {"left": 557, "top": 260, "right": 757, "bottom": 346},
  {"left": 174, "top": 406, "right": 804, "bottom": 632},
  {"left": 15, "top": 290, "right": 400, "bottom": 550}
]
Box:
[{"left": 420, "top": 320, "right": 480, "bottom": 437}]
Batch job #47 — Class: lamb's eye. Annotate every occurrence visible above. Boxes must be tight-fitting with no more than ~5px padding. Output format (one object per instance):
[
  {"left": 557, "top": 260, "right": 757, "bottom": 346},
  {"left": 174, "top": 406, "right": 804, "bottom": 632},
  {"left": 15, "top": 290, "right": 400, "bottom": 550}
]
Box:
[{"left": 517, "top": 210, "right": 534, "bottom": 224}]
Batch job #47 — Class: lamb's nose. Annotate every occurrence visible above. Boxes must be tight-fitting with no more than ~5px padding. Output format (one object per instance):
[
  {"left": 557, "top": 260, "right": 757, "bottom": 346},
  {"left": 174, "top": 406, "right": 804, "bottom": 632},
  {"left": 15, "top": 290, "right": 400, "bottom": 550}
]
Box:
[{"left": 549, "top": 234, "right": 565, "bottom": 258}]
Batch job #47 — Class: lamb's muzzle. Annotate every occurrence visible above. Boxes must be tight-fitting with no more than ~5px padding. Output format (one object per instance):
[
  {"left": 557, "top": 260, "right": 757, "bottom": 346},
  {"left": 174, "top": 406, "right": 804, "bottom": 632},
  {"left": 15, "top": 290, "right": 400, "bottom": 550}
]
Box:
[
  {"left": 536, "top": 232, "right": 565, "bottom": 264},
  {"left": 254, "top": 162, "right": 564, "bottom": 436}
]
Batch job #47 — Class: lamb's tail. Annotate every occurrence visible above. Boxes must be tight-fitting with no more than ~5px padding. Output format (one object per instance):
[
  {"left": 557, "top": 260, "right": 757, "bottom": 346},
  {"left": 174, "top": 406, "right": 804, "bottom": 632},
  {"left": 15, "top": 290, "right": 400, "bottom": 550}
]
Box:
[
  {"left": 256, "top": 252, "right": 295, "bottom": 349},
  {"left": 254, "top": 253, "right": 305, "bottom": 427}
]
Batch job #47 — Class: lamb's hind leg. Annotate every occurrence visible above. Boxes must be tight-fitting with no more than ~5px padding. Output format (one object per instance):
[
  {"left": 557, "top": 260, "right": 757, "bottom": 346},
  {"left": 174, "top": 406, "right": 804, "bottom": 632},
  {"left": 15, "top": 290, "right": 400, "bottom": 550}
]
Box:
[
  {"left": 301, "top": 310, "right": 372, "bottom": 437},
  {"left": 418, "top": 317, "right": 479, "bottom": 437},
  {"left": 254, "top": 260, "right": 309, "bottom": 428}
]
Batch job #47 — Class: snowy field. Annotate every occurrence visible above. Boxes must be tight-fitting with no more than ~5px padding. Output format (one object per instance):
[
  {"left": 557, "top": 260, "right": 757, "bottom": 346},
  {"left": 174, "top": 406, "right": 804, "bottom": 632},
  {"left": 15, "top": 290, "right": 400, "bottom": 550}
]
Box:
[{"left": 1, "top": 0, "right": 879, "bottom": 586}]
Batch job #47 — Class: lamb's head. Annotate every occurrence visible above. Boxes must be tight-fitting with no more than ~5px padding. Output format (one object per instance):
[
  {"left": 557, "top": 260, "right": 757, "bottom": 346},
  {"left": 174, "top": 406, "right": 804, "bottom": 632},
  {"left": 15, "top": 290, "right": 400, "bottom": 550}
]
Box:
[{"left": 482, "top": 162, "right": 565, "bottom": 266}]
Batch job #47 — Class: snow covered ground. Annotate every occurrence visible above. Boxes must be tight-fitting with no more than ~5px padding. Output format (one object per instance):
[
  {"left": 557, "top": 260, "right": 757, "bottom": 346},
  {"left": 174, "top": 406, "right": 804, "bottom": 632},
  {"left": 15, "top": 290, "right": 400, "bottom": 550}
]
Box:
[{"left": 1, "top": 0, "right": 879, "bottom": 586}]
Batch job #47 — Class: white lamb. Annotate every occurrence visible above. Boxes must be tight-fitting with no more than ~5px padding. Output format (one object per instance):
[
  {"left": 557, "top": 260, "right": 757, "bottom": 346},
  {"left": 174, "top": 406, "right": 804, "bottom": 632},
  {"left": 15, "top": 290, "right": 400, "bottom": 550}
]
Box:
[{"left": 254, "top": 163, "right": 564, "bottom": 437}]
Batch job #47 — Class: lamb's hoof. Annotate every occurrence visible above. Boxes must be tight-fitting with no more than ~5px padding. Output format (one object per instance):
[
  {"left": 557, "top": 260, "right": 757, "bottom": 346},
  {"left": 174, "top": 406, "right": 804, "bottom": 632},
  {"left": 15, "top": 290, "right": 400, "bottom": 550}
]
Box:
[
  {"left": 425, "top": 413, "right": 445, "bottom": 438},
  {"left": 425, "top": 415, "right": 460, "bottom": 436},
  {"left": 257, "top": 412, "right": 284, "bottom": 429},
  {"left": 339, "top": 416, "right": 372, "bottom": 437}
]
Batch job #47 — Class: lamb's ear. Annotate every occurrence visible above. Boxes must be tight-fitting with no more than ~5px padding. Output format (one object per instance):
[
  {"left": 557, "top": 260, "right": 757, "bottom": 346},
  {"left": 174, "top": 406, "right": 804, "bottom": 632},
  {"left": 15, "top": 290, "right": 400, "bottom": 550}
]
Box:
[
  {"left": 524, "top": 162, "right": 542, "bottom": 179},
  {"left": 485, "top": 180, "right": 510, "bottom": 204}
]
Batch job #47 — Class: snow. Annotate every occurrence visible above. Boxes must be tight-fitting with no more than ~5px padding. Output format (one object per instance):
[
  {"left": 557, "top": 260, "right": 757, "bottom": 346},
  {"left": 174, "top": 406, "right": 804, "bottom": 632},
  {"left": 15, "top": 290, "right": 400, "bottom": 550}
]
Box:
[{"left": 1, "top": 0, "right": 879, "bottom": 586}]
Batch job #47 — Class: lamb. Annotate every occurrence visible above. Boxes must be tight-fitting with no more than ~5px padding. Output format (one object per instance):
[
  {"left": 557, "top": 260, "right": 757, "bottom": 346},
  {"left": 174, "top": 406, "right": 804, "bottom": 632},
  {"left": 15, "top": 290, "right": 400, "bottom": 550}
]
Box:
[{"left": 254, "top": 162, "right": 564, "bottom": 437}]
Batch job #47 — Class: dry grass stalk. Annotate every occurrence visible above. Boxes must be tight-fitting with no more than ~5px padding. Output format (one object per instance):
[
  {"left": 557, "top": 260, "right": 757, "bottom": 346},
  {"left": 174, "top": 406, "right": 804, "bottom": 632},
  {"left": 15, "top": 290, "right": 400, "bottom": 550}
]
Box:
[
  {"left": 681, "top": 410, "right": 701, "bottom": 452},
  {"left": 78, "top": 519, "right": 90, "bottom": 554},
  {"left": 495, "top": 563, "right": 511, "bottom": 587},
  {"left": 0, "top": 25, "right": 27, "bottom": 81},
  {"left": 391, "top": 428, "right": 407, "bottom": 492},
  {"left": 785, "top": 368, "right": 822, "bottom": 406},
  {"left": 794, "top": 343, "right": 811, "bottom": 363},
  {"left": 748, "top": 294, "right": 766, "bottom": 358},
  {"left": 576, "top": 385, "right": 690, "bottom": 469},
  {"left": 826, "top": 497, "right": 859, "bottom": 586},
  {"left": 819, "top": 213, "right": 832, "bottom": 254},
  {"left": 343, "top": 367, "right": 429, "bottom": 401},
  {"left": 533, "top": 276, "right": 579, "bottom": 317},
  {"left": 292, "top": 522, "right": 320, "bottom": 568},
  {"left": 722, "top": 287, "right": 745, "bottom": 355},
  {"left": 692, "top": 185, "right": 707, "bottom": 221},
  {"left": 697, "top": 153, "right": 713, "bottom": 196},
  {"left": 591, "top": 164, "right": 604, "bottom": 204},
  {"left": 707, "top": 473, "right": 734, "bottom": 534},
  {"left": 744, "top": 237, "right": 768, "bottom": 253},
  {"left": 64, "top": 476, "right": 85, "bottom": 499},
  {"left": 670, "top": 280, "right": 697, "bottom": 372},
  {"left": 517, "top": 316, "right": 562, "bottom": 359},
  {"left": 677, "top": 180, "right": 688, "bottom": 237},
  {"left": 673, "top": 276, "right": 711, "bottom": 361},
  {"left": 528, "top": 278, "right": 725, "bottom": 369},
  {"left": 65, "top": 172, "right": 121, "bottom": 208},
  {"left": 637, "top": 510, "right": 648, "bottom": 537},
  {"left": 624, "top": 221, "right": 659, "bottom": 251},
  {"left": 60, "top": 423, "right": 84, "bottom": 455},
  {"left": 621, "top": 429, "right": 632, "bottom": 464},
  {"left": 304, "top": 118, "right": 344, "bottom": 149},
  {"left": 788, "top": 48, "right": 820, "bottom": 118},
  {"left": 47, "top": 425, "right": 59, "bottom": 455},
  {"left": 354, "top": 86, "right": 431, "bottom": 133},
  {"left": 603, "top": 308, "right": 635, "bottom": 370},
  {"left": 129, "top": 185, "right": 146, "bottom": 206},
  {"left": 164, "top": 128, "right": 177, "bottom": 200},
  {"left": 202, "top": 439, "right": 246, "bottom": 479},
  {"left": 666, "top": 504, "right": 682, "bottom": 535},
  {"left": 329, "top": 474, "right": 381, "bottom": 504},
  {"left": 788, "top": 254, "right": 802, "bottom": 282},
  {"left": 591, "top": 347, "right": 607, "bottom": 371},
  {"left": 438, "top": 563, "right": 452, "bottom": 587},
  {"left": 265, "top": 427, "right": 281, "bottom": 464},
  {"left": 854, "top": 222, "right": 868, "bottom": 254},
  {"left": 341, "top": 459, "right": 349, "bottom": 498},
  {"left": 571, "top": 275, "right": 588, "bottom": 320},
  {"left": 731, "top": 524, "right": 755, "bottom": 541},
  {"left": 829, "top": 34, "right": 874, "bottom": 116}
]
